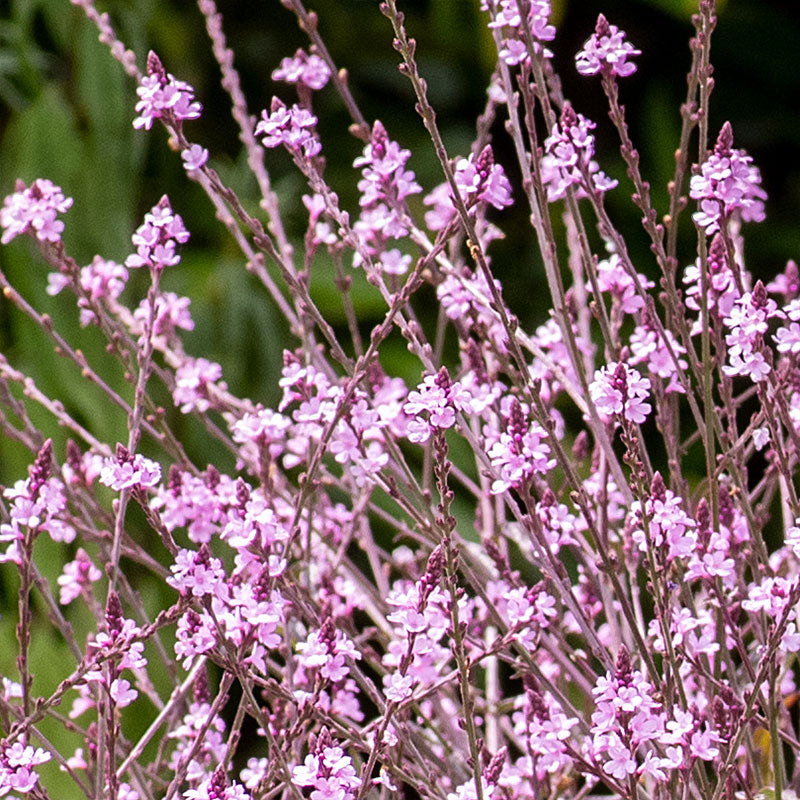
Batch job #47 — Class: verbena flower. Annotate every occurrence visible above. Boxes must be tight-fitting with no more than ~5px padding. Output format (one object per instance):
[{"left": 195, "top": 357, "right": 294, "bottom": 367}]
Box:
[
  {"left": 125, "top": 195, "right": 190, "bottom": 271},
  {"left": 0, "top": 178, "right": 72, "bottom": 244},
  {"left": 690, "top": 122, "right": 766, "bottom": 234},
  {"left": 589, "top": 361, "right": 652, "bottom": 424},
  {"left": 575, "top": 14, "right": 640, "bottom": 78},
  {"left": 272, "top": 48, "right": 331, "bottom": 91},
  {"left": 255, "top": 98, "right": 321, "bottom": 158},
  {"left": 543, "top": 103, "right": 617, "bottom": 200},
  {"left": 133, "top": 51, "right": 201, "bottom": 130},
  {"left": 484, "top": 0, "right": 555, "bottom": 66}
]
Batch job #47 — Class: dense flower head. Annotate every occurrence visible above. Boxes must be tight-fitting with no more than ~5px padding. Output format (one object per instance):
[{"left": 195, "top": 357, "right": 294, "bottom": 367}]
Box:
[
  {"left": 125, "top": 195, "right": 189, "bottom": 270},
  {"left": 403, "top": 367, "right": 485, "bottom": 444},
  {"left": 99, "top": 447, "right": 162, "bottom": 491},
  {"left": 543, "top": 104, "right": 617, "bottom": 200},
  {"left": 576, "top": 14, "right": 640, "bottom": 78},
  {"left": 690, "top": 122, "right": 766, "bottom": 234},
  {"left": 291, "top": 731, "right": 361, "bottom": 800},
  {"left": 0, "top": 740, "right": 51, "bottom": 796},
  {"left": 255, "top": 98, "right": 321, "bottom": 158},
  {"left": 173, "top": 357, "right": 226, "bottom": 413},
  {"left": 272, "top": 48, "right": 331, "bottom": 91},
  {"left": 483, "top": 0, "right": 555, "bottom": 65},
  {"left": 133, "top": 51, "right": 202, "bottom": 131},
  {"left": 0, "top": 178, "right": 73, "bottom": 244},
  {"left": 485, "top": 398, "right": 554, "bottom": 494},
  {"left": 0, "top": 465, "right": 74, "bottom": 563},
  {"left": 721, "top": 282, "right": 780, "bottom": 382},
  {"left": 453, "top": 145, "right": 513, "bottom": 210},
  {"left": 590, "top": 361, "right": 652, "bottom": 424}
]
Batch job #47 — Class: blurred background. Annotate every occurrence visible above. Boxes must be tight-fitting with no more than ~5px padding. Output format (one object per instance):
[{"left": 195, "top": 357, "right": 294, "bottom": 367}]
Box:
[
  {"left": 0, "top": 0, "right": 798, "bottom": 460},
  {"left": 0, "top": 0, "right": 798, "bottom": 792}
]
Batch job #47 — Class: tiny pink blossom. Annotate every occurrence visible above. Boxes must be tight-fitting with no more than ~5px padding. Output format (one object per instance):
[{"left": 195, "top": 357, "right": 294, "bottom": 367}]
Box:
[
  {"left": 1, "top": 178, "right": 73, "bottom": 244},
  {"left": 181, "top": 144, "right": 209, "bottom": 172},
  {"left": 576, "top": 15, "right": 640, "bottom": 78}
]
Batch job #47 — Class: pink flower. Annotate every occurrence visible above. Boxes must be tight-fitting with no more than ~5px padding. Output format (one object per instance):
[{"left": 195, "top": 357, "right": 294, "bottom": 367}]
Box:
[
  {"left": 690, "top": 122, "right": 766, "bottom": 234},
  {"left": 576, "top": 15, "right": 640, "bottom": 78},
  {"left": 272, "top": 49, "right": 331, "bottom": 91},
  {"left": 590, "top": 361, "right": 651, "bottom": 424},
  {"left": 453, "top": 146, "right": 513, "bottom": 210},
  {"left": 383, "top": 672, "right": 414, "bottom": 703},
  {"left": 182, "top": 144, "right": 209, "bottom": 172},
  {"left": 173, "top": 357, "right": 225, "bottom": 413},
  {"left": 256, "top": 98, "right": 321, "bottom": 158},
  {"left": 543, "top": 104, "right": 617, "bottom": 200},
  {"left": 58, "top": 548, "right": 101, "bottom": 605},
  {"left": 109, "top": 678, "right": 138, "bottom": 707},
  {"left": 602, "top": 733, "right": 636, "bottom": 780},
  {"left": 1, "top": 178, "right": 73, "bottom": 244},
  {"left": 125, "top": 195, "right": 189, "bottom": 270},
  {"left": 133, "top": 51, "right": 201, "bottom": 130},
  {"left": 485, "top": 0, "right": 555, "bottom": 66},
  {"left": 99, "top": 452, "right": 162, "bottom": 491}
]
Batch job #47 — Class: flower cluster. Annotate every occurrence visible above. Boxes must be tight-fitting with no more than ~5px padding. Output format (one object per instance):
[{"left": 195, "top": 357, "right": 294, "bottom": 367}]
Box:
[
  {"left": 543, "top": 103, "right": 617, "bottom": 201},
  {"left": 99, "top": 445, "right": 162, "bottom": 491},
  {"left": 0, "top": 741, "right": 51, "bottom": 797},
  {"left": 589, "top": 361, "right": 652, "bottom": 424},
  {"left": 486, "top": 398, "right": 553, "bottom": 494},
  {"left": 47, "top": 256, "right": 129, "bottom": 327},
  {"left": 575, "top": 14, "right": 640, "bottom": 78},
  {"left": 484, "top": 0, "right": 555, "bottom": 66},
  {"left": 291, "top": 730, "right": 361, "bottom": 800},
  {"left": 0, "top": 178, "right": 73, "bottom": 244},
  {"left": 403, "top": 367, "right": 479, "bottom": 443},
  {"left": 133, "top": 51, "right": 202, "bottom": 131},
  {"left": 721, "top": 281, "right": 779, "bottom": 382},
  {"left": 352, "top": 120, "right": 421, "bottom": 270},
  {"left": 272, "top": 48, "right": 331, "bottom": 91},
  {"left": 0, "top": 440, "right": 74, "bottom": 563},
  {"left": 125, "top": 195, "right": 190, "bottom": 271},
  {"left": 690, "top": 122, "right": 766, "bottom": 234},
  {"left": 255, "top": 98, "right": 321, "bottom": 159}
]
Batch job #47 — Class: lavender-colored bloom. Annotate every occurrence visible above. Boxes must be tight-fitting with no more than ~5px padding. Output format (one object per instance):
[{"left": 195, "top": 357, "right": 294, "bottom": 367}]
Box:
[
  {"left": 0, "top": 178, "right": 73, "bottom": 244},
  {"left": 273, "top": 48, "right": 331, "bottom": 91},
  {"left": 484, "top": 0, "right": 555, "bottom": 66},
  {"left": 690, "top": 122, "right": 766, "bottom": 234},
  {"left": 576, "top": 14, "right": 640, "bottom": 78},
  {"left": 721, "top": 284, "right": 780, "bottom": 382},
  {"left": 58, "top": 548, "right": 101, "bottom": 605},
  {"left": 182, "top": 144, "right": 209, "bottom": 172},
  {"left": 453, "top": 146, "right": 513, "bottom": 210},
  {"left": 256, "top": 98, "right": 321, "bottom": 158},
  {"left": 133, "top": 51, "right": 201, "bottom": 130},
  {"left": 99, "top": 452, "right": 162, "bottom": 491},
  {"left": 590, "top": 361, "right": 651, "bottom": 424},
  {"left": 125, "top": 195, "right": 189, "bottom": 271},
  {"left": 543, "top": 104, "right": 617, "bottom": 200},
  {"left": 173, "top": 357, "right": 225, "bottom": 413}
]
